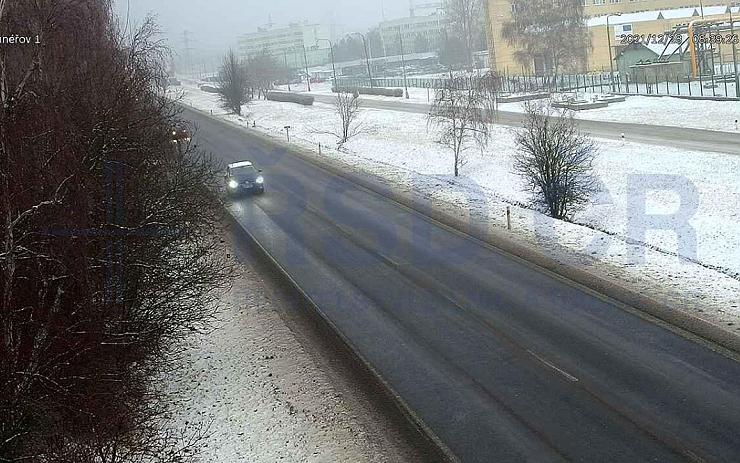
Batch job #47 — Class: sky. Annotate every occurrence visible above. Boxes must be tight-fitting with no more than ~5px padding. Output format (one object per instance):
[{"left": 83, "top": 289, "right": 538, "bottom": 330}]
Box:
[{"left": 113, "top": 0, "right": 410, "bottom": 62}]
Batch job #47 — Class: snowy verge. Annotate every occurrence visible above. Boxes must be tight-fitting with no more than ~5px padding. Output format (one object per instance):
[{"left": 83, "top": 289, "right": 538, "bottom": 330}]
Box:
[
  {"left": 162, "top": 250, "right": 423, "bottom": 462},
  {"left": 173, "top": 84, "right": 740, "bottom": 337}
]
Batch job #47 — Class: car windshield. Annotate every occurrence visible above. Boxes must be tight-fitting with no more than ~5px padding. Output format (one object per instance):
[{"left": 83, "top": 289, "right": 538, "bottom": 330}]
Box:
[{"left": 230, "top": 166, "right": 257, "bottom": 176}]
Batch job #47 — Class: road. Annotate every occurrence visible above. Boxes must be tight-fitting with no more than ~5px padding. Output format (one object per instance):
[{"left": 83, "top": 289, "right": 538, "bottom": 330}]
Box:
[
  {"left": 183, "top": 106, "right": 740, "bottom": 463},
  {"left": 311, "top": 94, "right": 740, "bottom": 156}
]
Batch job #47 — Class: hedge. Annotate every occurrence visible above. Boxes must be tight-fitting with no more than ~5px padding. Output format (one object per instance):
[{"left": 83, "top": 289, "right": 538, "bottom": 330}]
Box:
[
  {"left": 265, "top": 91, "right": 315, "bottom": 106},
  {"left": 332, "top": 86, "right": 404, "bottom": 97}
]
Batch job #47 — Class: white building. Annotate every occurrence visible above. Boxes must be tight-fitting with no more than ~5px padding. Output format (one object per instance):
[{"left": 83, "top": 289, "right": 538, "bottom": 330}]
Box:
[
  {"left": 379, "top": 12, "right": 447, "bottom": 56},
  {"left": 238, "top": 22, "right": 332, "bottom": 67}
]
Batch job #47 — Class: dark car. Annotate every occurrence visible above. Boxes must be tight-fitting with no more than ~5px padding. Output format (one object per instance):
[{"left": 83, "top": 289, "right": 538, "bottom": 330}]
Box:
[{"left": 225, "top": 161, "right": 265, "bottom": 196}]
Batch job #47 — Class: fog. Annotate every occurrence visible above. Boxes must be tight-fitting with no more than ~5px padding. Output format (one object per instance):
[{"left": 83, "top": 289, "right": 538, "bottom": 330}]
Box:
[{"left": 114, "top": 0, "right": 408, "bottom": 61}]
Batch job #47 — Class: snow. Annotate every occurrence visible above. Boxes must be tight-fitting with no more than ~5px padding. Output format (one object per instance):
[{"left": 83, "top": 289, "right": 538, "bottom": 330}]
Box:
[
  {"left": 278, "top": 80, "right": 740, "bottom": 133},
  {"left": 498, "top": 92, "right": 740, "bottom": 132},
  {"left": 173, "top": 83, "right": 740, "bottom": 330},
  {"left": 164, "top": 257, "right": 422, "bottom": 462}
]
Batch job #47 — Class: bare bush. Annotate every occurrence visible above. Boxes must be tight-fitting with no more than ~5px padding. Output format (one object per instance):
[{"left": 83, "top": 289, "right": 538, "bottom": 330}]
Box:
[
  {"left": 427, "top": 76, "right": 489, "bottom": 177},
  {"left": 329, "top": 92, "right": 363, "bottom": 146},
  {"left": 512, "top": 103, "right": 598, "bottom": 220},
  {"left": 218, "top": 48, "right": 250, "bottom": 115},
  {"left": 1, "top": 1, "right": 230, "bottom": 461}
]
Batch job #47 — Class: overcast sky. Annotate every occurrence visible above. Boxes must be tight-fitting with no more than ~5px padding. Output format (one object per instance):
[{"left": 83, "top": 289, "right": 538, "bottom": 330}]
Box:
[{"left": 113, "top": 0, "right": 409, "bottom": 59}]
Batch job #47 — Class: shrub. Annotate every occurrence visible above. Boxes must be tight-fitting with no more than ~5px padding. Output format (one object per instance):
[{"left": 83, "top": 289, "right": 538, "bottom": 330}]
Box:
[
  {"left": 332, "top": 86, "right": 404, "bottom": 97},
  {"left": 266, "top": 91, "right": 315, "bottom": 105}
]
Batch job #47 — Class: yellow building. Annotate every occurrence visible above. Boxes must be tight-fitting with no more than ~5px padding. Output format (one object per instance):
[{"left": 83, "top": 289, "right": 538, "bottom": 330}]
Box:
[{"left": 486, "top": 1, "right": 739, "bottom": 74}]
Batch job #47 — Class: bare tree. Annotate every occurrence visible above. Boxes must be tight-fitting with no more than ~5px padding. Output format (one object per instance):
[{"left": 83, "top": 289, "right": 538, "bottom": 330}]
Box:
[
  {"left": 428, "top": 76, "right": 489, "bottom": 177},
  {"left": 217, "top": 49, "right": 250, "bottom": 115},
  {"left": 246, "top": 50, "right": 281, "bottom": 99},
  {"left": 1, "top": 2, "right": 230, "bottom": 461},
  {"left": 329, "top": 92, "right": 363, "bottom": 146},
  {"left": 501, "top": 0, "right": 590, "bottom": 74},
  {"left": 512, "top": 103, "right": 598, "bottom": 220},
  {"left": 443, "top": 0, "right": 486, "bottom": 68}
]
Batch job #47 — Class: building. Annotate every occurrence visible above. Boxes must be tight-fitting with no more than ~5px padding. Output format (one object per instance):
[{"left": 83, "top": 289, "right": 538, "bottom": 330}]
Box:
[
  {"left": 379, "top": 12, "right": 447, "bottom": 56},
  {"left": 238, "top": 22, "right": 332, "bottom": 67},
  {"left": 614, "top": 42, "right": 689, "bottom": 80},
  {"left": 486, "top": 1, "right": 739, "bottom": 74}
]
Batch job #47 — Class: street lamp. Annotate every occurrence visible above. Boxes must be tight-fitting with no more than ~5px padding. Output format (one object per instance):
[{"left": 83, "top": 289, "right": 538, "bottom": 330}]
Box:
[
  {"left": 606, "top": 13, "right": 622, "bottom": 92},
  {"left": 301, "top": 45, "right": 311, "bottom": 92},
  {"left": 731, "top": 8, "right": 739, "bottom": 97},
  {"left": 316, "top": 38, "right": 338, "bottom": 89},
  {"left": 397, "top": 27, "right": 410, "bottom": 99},
  {"left": 351, "top": 32, "right": 374, "bottom": 88}
]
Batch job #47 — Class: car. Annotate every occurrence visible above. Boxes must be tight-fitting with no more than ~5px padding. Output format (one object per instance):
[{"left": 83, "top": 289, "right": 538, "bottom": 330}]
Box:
[{"left": 225, "top": 161, "right": 265, "bottom": 196}]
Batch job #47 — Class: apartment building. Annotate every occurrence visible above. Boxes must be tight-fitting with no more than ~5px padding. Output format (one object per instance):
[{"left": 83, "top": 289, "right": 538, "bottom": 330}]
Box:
[
  {"left": 379, "top": 12, "right": 447, "bottom": 55},
  {"left": 238, "top": 22, "right": 332, "bottom": 67}
]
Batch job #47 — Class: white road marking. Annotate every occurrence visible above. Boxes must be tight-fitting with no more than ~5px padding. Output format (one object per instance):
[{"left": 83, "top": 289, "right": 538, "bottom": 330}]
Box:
[{"left": 527, "top": 350, "right": 580, "bottom": 383}]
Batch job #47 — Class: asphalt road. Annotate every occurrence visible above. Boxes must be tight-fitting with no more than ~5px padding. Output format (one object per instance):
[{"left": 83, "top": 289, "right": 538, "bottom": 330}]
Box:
[
  {"left": 183, "top": 106, "right": 740, "bottom": 463},
  {"left": 311, "top": 94, "right": 740, "bottom": 156}
]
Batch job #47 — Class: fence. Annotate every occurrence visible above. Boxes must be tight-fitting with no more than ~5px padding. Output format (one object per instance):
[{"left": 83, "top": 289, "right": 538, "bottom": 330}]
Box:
[{"left": 338, "top": 69, "right": 740, "bottom": 99}]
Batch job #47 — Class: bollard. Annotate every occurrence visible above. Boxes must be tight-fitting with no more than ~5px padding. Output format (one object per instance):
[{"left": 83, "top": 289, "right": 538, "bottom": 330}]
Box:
[
  {"left": 735, "top": 119, "right": 738, "bottom": 131},
  {"left": 621, "top": 132, "right": 625, "bottom": 145},
  {"left": 319, "top": 143, "right": 322, "bottom": 155},
  {"left": 506, "top": 206, "right": 511, "bottom": 231}
]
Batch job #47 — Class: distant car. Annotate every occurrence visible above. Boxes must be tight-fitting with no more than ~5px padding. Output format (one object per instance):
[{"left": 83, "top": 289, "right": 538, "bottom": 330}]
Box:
[
  {"left": 171, "top": 126, "right": 190, "bottom": 144},
  {"left": 225, "top": 161, "right": 265, "bottom": 196}
]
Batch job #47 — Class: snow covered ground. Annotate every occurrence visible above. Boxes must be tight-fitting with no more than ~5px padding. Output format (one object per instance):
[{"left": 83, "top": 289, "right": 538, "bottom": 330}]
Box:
[
  {"left": 279, "top": 81, "right": 740, "bottom": 133},
  {"left": 174, "top": 83, "right": 740, "bottom": 329},
  {"left": 163, "top": 246, "right": 425, "bottom": 462}
]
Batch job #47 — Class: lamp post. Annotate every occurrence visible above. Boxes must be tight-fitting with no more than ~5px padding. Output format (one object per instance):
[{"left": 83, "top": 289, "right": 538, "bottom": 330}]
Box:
[
  {"left": 731, "top": 8, "right": 739, "bottom": 97},
  {"left": 351, "top": 32, "right": 374, "bottom": 87},
  {"left": 606, "top": 13, "right": 622, "bottom": 92},
  {"left": 317, "top": 38, "right": 337, "bottom": 88},
  {"left": 301, "top": 45, "right": 311, "bottom": 92},
  {"left": 397, "top": 27, "right": 409, "bottom": 99},
  {"left": 282, "top": 50, "right": 291, "bottom": 91}
]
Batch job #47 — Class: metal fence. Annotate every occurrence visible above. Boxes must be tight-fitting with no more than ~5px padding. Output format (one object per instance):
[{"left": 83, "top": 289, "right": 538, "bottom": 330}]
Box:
[{"left": 338, "top": 70, "right": 740, "bottom": 99}]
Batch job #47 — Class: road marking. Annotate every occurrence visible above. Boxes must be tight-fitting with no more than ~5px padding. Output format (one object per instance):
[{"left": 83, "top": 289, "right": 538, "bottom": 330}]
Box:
[{"left": 527, "top": 350, "right": 579, "bottom": 383}]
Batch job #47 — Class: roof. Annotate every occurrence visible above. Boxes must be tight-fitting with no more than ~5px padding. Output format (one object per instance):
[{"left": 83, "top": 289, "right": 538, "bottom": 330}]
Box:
[
  {"left": 228, "top": 161, "right": 253, "bottom": 169},
  {"left": 645, "top": 42, "right": 686, "bottom": 57},
  {"left": 615, "top": 41, "right": 687, "bottom": 60},
  {"left": 588, "top": 5, "right": 732, "bottom": 27}
]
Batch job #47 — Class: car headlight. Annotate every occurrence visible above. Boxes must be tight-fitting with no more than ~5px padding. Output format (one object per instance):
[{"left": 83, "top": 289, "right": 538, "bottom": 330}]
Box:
[
  {"left": 255, "top": 176, "right": 264, "bottom": 184},
  {"left": 228, "top": 180, "right": 239, "bottom": 189}
]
